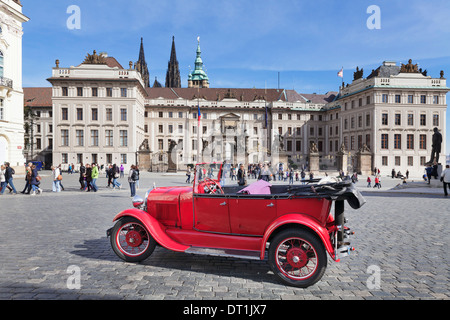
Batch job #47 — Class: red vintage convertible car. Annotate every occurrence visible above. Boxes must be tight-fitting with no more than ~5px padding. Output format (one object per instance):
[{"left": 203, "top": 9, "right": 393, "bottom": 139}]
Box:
[{"left": 107, "top": 163, "right": 365, "bottom": 288}]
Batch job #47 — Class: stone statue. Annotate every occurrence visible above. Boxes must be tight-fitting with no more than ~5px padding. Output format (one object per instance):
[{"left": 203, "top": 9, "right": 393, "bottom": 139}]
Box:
[
  {"left": 309, "top": 142, "right": 318, "bottom": 154},
  {"left": 82, "top": 50, "right": 107, "bottom": 65},
  {"left": 429, "top": 127, "right": 442, "bottom": 164}
]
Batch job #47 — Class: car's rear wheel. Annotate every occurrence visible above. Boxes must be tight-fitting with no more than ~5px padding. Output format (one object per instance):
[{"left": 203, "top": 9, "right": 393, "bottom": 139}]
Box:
[
  {"left": 111, "top": 217, "right": 156, "bottom": 262},
  {"left": 268, "top": 228, "right": 327, "bottom": 288}
]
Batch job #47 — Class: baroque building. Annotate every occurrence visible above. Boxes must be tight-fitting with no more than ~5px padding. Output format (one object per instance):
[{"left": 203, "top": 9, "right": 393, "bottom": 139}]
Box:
[
  {"left": 23, "top": 37, "right": 448, "bottom": 178},
  {"left": 0, "top": 0, "right": 28, "bottom": 173},
  {"left": 46, "top": 51, "right": 146, "bottom": 171}
]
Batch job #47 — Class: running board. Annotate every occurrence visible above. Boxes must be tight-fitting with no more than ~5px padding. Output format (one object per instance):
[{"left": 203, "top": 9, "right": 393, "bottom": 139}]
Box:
[{"left": 185, "top": 247, "right": 261, "bottom": 260}]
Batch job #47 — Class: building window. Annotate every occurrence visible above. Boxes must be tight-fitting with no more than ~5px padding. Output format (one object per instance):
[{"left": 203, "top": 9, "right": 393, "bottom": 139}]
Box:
[
  {"left": 121, "top": 154, "right": 127, "bottom": 164},
  {"left": 408, "top": 156, "right": 414, "bottom": 166},
  {"left": 433, "top": 95, "right": 439, "bottom": 104},
  {"left": 394, "top": 134, "right": 401, "bottom": 149},
  {"left": 62, "top": 108, "right": 68, "bottom": 121},
  {"left": 407, "top": 114, "right": 414, "bottom": 126},
  {"left": 76, "top": 130, "right": 84, "bottom": 146},
  {"left": 395, "top": 95, "right": 401, "bottom": 103},
  {"left": 105, "top": 130, "right": 113, "bottom": 147},
  {"left": 62, "top": 87, "right": 68, "bottom": 97},
  {"left": 106, "top": 108, "right": 113, "bottom": 121},
  {"left": 77, "top": 154, "right": 82, "bottom": 164},
  {"left": 61, "top": 130, "right": 69, "bottom": 146},
  {"left": 395, "top": 114, "right": 401, "bottom": 125},
  {"left": 159, "top": 112, "right": 163, "bottom": 118},
  {"left": 106, "top": 154, "right": 112, "bottom": 164},
  {"left": 158, "top": 139, "right": 163, "bottom": 150},
  {"left": 382, "top": 94, "right": 388, "bottom": 103},
  {"left": 420, "top": 157, "right": 426, "bottom": 166},
  {"left": 106, "top": 88, "right": 113, "bottom": 97},
  {"left": 92, "top": 87, "right": 98, "bottom": 97},
  {"left": 408, "top": 95, "right": 413, "bottom": 104},
  {"left": 120, "top": 108, "right": 127, "bottom": 121},
  {"left": 366, "top": 114, "right": 370, "bottom": 127},
  {"left": 92, "top": 154, "right": 98, "bottom": 164},
  {"left": 395, "top": 156, "right": 401, "bottom": 166},
  {"left": 179, "top": 112, "right": 183, "bottom": 118},
  {"left": 91, "top": 130, "right": 99, "bottom": 147},
  {"left": 419, "top": 135, "right": 427, "bottom": 149},
  {"left": 77, "top": 87, "right": 83, "bottom": 97},
  {"left": 381, "top": 113, "right": 388, "bottom": 125},
  {"left": 76, "top": 108, "right": 83, "bottom": 121},
  {"left": 92, "top": 108, "right": 98, "bottom": 121},
  {"left": 36, "top": 138, "right": 41, "bottom": 150},
  {"left": 121, "top": 88, "right": 127, "bottom": 97},
  {"left": 420, "top": 114, "right": 426, "bottom": 126},
  {"left": 159, "top": 125, "right": 163, "bottom": 134},
  {"left": 0, "top": 51, "right": 4, "bottom": 77},
  {"left": 144, "top": 125, "right": 148, "bottom": 133},
  {"left": 420, "top": 95, "right": 426, "bottom": 104},
  {"left": 407, "top": 134, "right": 414, "bottom": 150},
  {"left": 62, "top": 153, "right": 68, "bottom": 164},
  {"left": 381, "top": 134, "right": 388, "bottom": 149},
  {"left": 119, "top": 130, "right": 128, "bottom": 147},
  {"left": 296, "top": 141, "right": 301, "bottom": 152},
  {"left": 287, "top": 140, "right": 292, "bottom": 152},
  {"left": 433, "top": 114, "right": 439, "bottom": 126},
  {"left": 382, "top": 156, "right": 388, "bottom": 166}
]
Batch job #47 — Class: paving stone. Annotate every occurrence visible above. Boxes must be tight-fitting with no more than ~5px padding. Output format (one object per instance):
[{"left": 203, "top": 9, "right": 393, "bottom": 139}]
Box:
[{"left": 0, "top": 172, "right": 449, "bottom": 300}]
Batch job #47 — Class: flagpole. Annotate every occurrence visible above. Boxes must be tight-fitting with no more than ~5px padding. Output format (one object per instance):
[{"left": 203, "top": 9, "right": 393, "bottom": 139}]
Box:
[{"left": 197, "top": 85, "right": 200, "bottom": 163}]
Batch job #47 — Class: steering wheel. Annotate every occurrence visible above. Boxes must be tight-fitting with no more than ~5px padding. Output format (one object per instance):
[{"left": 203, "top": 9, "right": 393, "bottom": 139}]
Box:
[{"left": 204, "top": 178, "right": 224, "bottom": 194}]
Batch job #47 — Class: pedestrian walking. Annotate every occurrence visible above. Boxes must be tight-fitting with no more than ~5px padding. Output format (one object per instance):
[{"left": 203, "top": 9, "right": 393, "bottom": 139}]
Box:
[
  {"left": 0, "top": 162, "right": 17, "bottom": 195},
  {"left": 120, "top": 164, "right": 124, "bottom": 178},
  {"left": 85, "top": 164, "right": 92, "bottom": 192},
  {"left": 367, "top": 176, "right": 371, "bottom": 187},
  {"left": 52, "top": 166, "right": 61, "bottom": 192},
  {"left": 91, "top": 163, "right": 99, "bottom": 192},
  {"left": 186, "top": 166, "right": 191, "bottom": 183},
  {"left": 0, "top": 164, "right": 6, "bottom": 194},
  {"left": 30, "top": 164, "right": 42, "bottom": 195},
  {"left": 425, "top": 165, "right": 433, "bottom": 184},
  {"left": 128, "top": 165, "right": 137, "bottom": 197},
  {"left": 21, "top": 163, "right": 32, "bottom": 194},
  {"left": 79, "top": 163, "right": 86, "bottom": 190},
  {"left": 440, "top": 165, "right": 450, "bottom": 196}
]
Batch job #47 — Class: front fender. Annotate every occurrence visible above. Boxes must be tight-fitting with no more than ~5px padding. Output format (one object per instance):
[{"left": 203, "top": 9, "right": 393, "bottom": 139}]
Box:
[
  {"left": 261, "top": 213, "right": 334, "bottom": 260},
  {"left": 112, "top": 209, "right": 190, "bottom": 253}
]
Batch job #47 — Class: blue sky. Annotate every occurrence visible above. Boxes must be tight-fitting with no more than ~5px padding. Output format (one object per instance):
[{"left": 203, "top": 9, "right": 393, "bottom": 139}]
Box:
[{"left": 21, "top": 0, "right": 450, "bottom": 153}]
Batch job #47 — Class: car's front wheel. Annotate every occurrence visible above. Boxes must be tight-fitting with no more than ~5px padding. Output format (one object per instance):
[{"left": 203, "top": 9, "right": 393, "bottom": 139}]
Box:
[
  {"left": 110, "top": 217, "right": 156, "bottom": 263},
  {"left": 268, "top": 228, "right": 327, "bottom": 288}
]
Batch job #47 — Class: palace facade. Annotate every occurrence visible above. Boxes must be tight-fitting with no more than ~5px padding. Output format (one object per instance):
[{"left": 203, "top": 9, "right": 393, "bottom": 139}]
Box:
[{"left": 23, "top": 37, "right": 448, "bottom": 177}]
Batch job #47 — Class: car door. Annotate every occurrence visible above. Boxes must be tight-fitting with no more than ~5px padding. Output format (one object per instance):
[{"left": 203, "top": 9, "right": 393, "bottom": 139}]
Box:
[
  {"left": 193, "top": 195, "right": 231, "bottom": 234},
  {"left": 228, "top": 196, "right": 277, "bottom": 236}
]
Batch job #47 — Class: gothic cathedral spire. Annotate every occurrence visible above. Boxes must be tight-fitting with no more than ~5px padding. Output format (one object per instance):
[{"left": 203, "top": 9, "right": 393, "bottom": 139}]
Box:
[
  {"left": 136, "top": 37, "right": 150, "bottom": 87},
  {"left": 165, "top": 36, "right": 181, "bottom": 88}
]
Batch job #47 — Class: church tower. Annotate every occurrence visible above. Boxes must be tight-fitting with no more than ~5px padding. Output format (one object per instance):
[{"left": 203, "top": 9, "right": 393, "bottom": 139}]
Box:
[
  {"left": 188, "top": 37, "right": 210, "bottom": 88},
  {"left": 136, "top": 37, "right": 150, "bottom": 88},
  {"left": 165, "top": 36, "right": 181, "bottom": 88}
]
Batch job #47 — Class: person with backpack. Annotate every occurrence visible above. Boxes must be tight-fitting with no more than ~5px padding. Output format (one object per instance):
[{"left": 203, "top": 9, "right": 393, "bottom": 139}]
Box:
[{"left": 128, "top": 165, "right": 138, "bottom": 197}]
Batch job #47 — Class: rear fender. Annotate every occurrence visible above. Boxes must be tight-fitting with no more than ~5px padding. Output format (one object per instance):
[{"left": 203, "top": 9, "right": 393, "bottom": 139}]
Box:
[
  {"left": 261, "top": 213, "right": 334, "bottom": 260},
  {"left": 112, "top": 209, "right": 189, "bottom": 253}
]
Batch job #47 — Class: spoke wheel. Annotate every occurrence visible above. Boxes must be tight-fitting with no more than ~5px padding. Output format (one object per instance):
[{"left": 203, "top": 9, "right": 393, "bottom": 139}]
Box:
[
  {"left": 269, "top": 228, "right": 327, "bottom": 288},
  {"left": 111, "top": 217, "right": 156, "bottom": 263}
]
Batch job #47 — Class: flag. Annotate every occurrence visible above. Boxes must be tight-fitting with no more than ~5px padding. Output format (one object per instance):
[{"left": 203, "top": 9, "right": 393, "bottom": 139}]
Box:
[
  {"left": 197, "top": 104, "right": 201, "bottom": 124},
  {"left": 337, "top": 67, "right": 344, "bottom": 78}
]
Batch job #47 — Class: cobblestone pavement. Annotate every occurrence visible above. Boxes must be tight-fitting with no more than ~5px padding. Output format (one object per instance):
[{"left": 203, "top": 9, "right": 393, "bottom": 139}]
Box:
[{"left": 0, "top": 171, "right": 448, "bottom": 301}]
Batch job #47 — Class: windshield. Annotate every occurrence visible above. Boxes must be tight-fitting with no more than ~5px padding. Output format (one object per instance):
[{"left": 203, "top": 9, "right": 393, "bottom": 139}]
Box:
[{"left": 193, "top": 162, "right": 229, "bottom": 194}]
